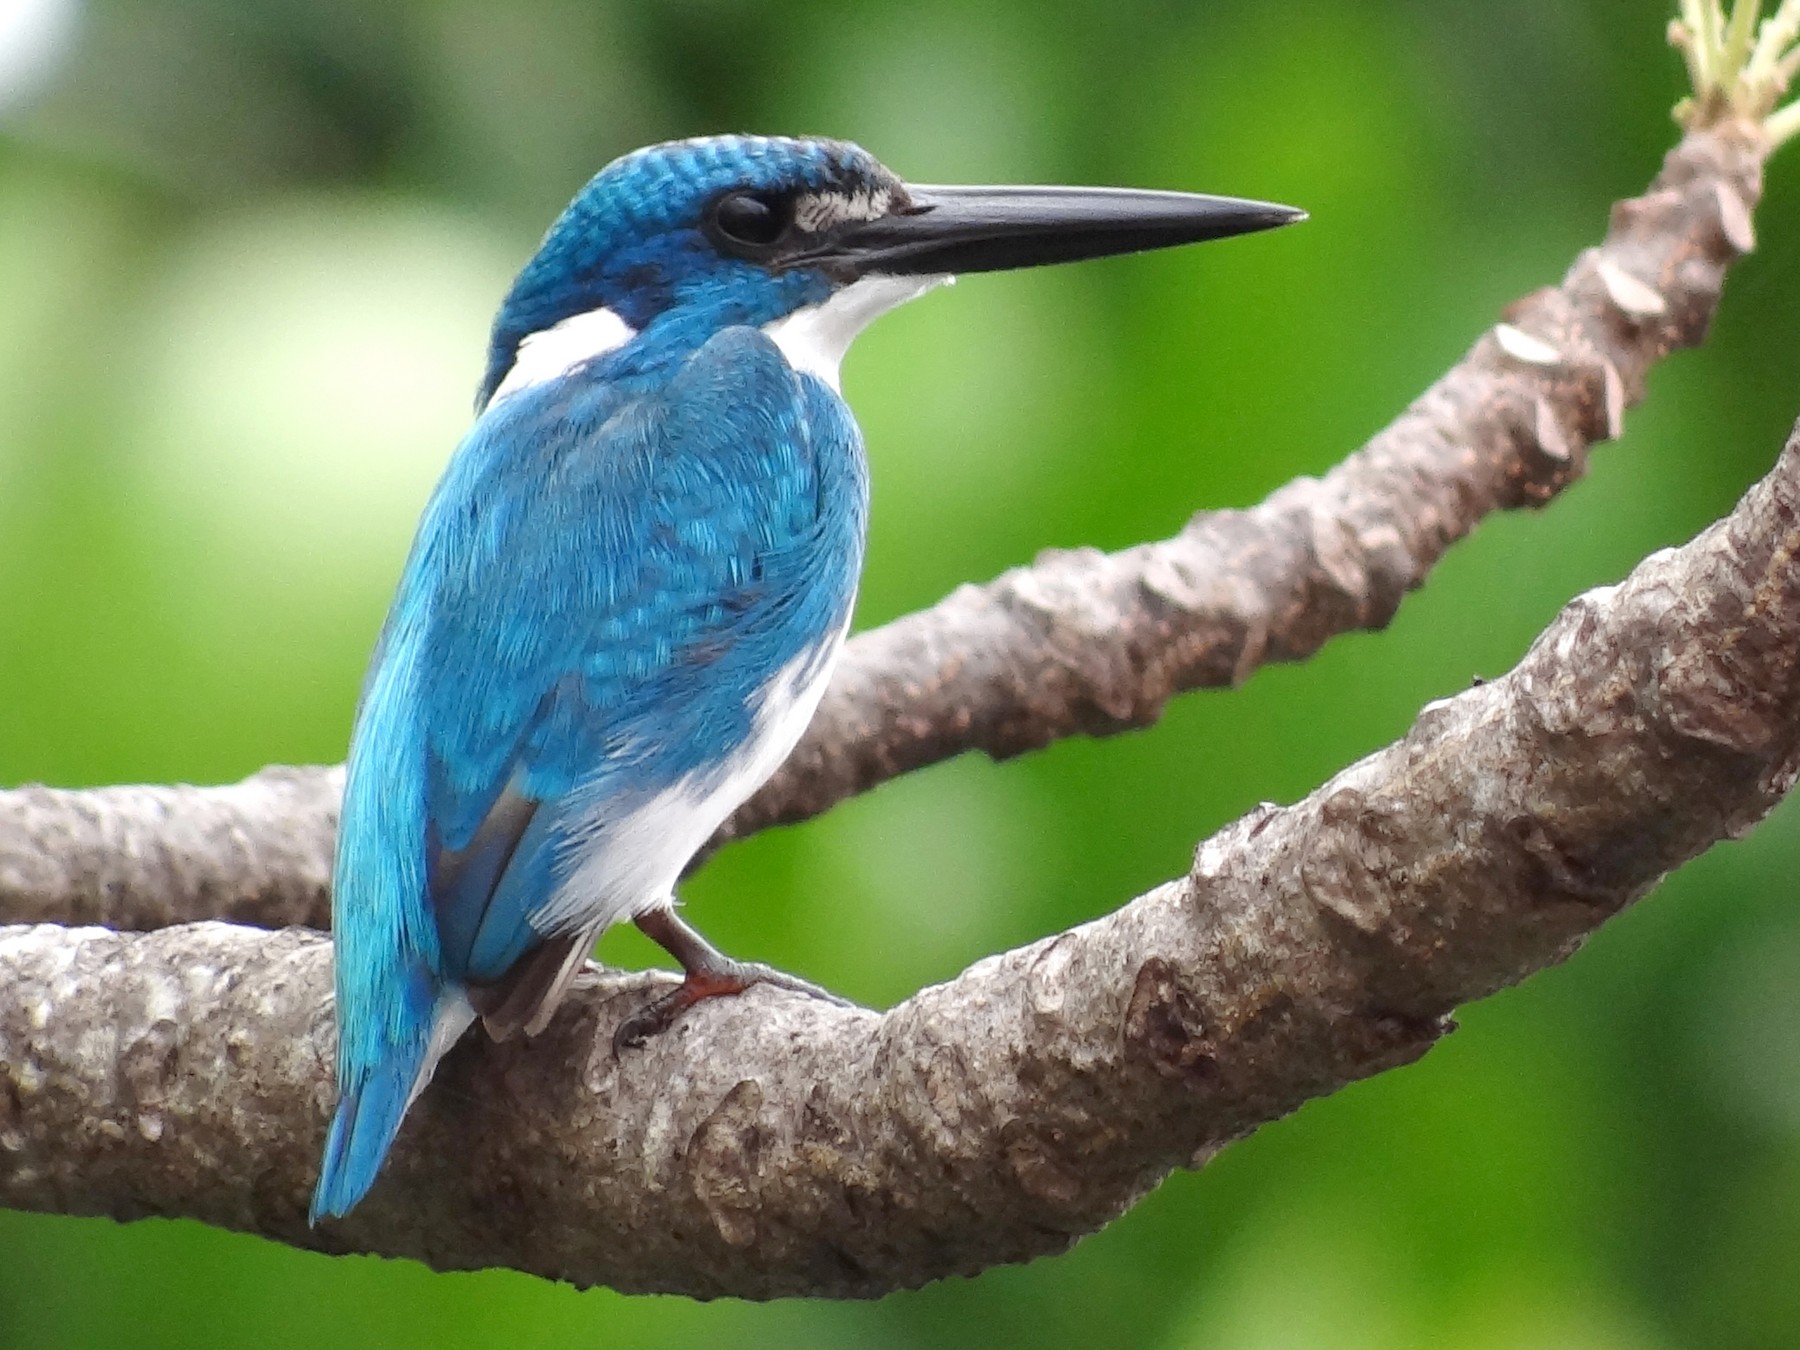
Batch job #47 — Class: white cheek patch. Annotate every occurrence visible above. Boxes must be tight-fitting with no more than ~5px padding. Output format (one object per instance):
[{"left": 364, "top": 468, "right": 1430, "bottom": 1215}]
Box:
[
  {"left": 763, "top": 273, "right": 951, "bottom": 392},
  {"left": 492, "top": 306, "right": 636, "bottom": 402}
]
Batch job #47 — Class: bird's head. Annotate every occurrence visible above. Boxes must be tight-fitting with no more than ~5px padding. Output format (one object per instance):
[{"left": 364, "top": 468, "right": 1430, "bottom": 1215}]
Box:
[{"left": 480, "top": 134, "right": 1302, "bottom": 407}]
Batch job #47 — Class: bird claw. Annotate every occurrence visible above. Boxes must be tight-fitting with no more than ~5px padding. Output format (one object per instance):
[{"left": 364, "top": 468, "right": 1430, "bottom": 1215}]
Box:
[{"left": 611, "top": 960, "right": 854, "bottom": 1056}]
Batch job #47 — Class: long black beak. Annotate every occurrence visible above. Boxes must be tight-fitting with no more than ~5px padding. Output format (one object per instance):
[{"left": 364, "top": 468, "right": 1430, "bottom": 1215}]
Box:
[{"left": 819, "top": 183, "right": 1304, "bottom": 276}]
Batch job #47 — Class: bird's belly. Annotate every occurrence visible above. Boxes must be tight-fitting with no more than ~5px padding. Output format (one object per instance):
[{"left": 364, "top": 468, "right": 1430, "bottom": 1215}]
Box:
[{"left": 534, "top": 630, "right": 845, "bottom": 936}]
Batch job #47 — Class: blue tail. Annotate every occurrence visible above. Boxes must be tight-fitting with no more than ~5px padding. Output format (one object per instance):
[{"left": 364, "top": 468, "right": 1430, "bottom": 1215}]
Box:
[
  {"left": 312, "top": 991, "right": 476, "bottom": 1221},
  {"left": 311, "top": 1046, "right": 427, "bottom": 1222}
]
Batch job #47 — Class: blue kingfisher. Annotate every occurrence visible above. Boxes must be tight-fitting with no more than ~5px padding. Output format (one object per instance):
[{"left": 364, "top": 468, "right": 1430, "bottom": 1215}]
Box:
[{"left": 313, "top": 133, "right": 1302, "bottom": 1220}]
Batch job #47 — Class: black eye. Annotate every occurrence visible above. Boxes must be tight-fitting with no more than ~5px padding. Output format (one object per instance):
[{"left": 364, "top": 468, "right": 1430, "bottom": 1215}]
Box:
[{"left": 712, "top": 191, "right": 792, "bottom": 247}]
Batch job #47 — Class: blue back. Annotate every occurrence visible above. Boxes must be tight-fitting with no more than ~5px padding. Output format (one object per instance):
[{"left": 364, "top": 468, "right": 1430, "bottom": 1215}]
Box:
[{"left": 332, "top": 326, "right": 866, "bottom": 1065}]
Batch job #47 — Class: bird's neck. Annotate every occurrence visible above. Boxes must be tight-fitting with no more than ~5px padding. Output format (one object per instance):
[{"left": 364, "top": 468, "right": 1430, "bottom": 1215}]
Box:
[
  {"left": 762, "top": 274, "right": 949, "bottom": 393},
  {"left": 483, "top": 274, "right": 950, "bottom": 411}
]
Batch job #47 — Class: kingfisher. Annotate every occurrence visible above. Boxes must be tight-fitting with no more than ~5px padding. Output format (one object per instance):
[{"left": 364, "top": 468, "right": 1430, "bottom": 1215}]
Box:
[{"left": 311, "top": 133, "right": 1301, "bottom": 1221}]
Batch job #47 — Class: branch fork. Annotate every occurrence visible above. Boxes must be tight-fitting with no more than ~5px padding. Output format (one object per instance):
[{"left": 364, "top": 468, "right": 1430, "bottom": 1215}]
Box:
[{"left": 0, "top": 40, "right": 1797, "bottom": 1298}]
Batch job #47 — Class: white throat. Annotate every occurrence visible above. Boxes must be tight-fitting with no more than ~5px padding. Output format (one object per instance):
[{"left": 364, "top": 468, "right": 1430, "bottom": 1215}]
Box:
[
  {"left": 763, "top": 273, "right": 951, "bottom": 392},
  {"left": 491, "top": 305, "right": 637, "bottom": 403}
]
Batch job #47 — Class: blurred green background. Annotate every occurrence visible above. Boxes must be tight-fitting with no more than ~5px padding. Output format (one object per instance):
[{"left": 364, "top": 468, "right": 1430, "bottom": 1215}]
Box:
[{"left": 4, "top": 0, "right": 1800, "bottom": 1345}]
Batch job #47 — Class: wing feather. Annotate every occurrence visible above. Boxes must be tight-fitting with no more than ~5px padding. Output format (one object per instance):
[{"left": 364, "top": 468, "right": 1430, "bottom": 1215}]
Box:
[{"left": 401, "top": 329, "right": 863, "bottom": 998}]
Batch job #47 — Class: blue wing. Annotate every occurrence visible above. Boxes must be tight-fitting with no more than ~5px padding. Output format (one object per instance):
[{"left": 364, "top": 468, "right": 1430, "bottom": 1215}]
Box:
[
  {"left": 419, "top": 329, "right": 865, "bottom": 981},
  {"left": 339, "top": 323, "right": 865, "bottom": 1027},
  {"left": 318, "top": 329, "right": 864, "bottom": 1218}
]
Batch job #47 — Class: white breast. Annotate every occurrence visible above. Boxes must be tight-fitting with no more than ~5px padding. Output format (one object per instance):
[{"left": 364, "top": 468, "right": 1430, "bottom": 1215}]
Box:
[{"left": 535, "top": 632, "right": 845, "bottom": 937}]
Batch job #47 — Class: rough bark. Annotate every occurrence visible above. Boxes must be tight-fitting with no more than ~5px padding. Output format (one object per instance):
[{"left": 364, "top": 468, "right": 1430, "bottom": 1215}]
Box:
[
  {"left": 0, "top": 124, "right": 1766, "bottom": 935},
  {"left": 5, "top": 419, "right": 1800, "bottom": 1298},
  {"left": 0, "top": 768, "right": 341, "bottom": 931}
]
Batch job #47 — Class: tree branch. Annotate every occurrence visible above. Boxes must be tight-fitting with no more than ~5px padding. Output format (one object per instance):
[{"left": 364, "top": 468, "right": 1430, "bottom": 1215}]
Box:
[
  {"left": 0, "top": 768, "right": 340, "bottom": 931},
  {"left": 6, "top": 413, "right": 1800, "bottom": 1297},
  {"left": 0, "top": 122, "right": 1766, "bottom": 935}
]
